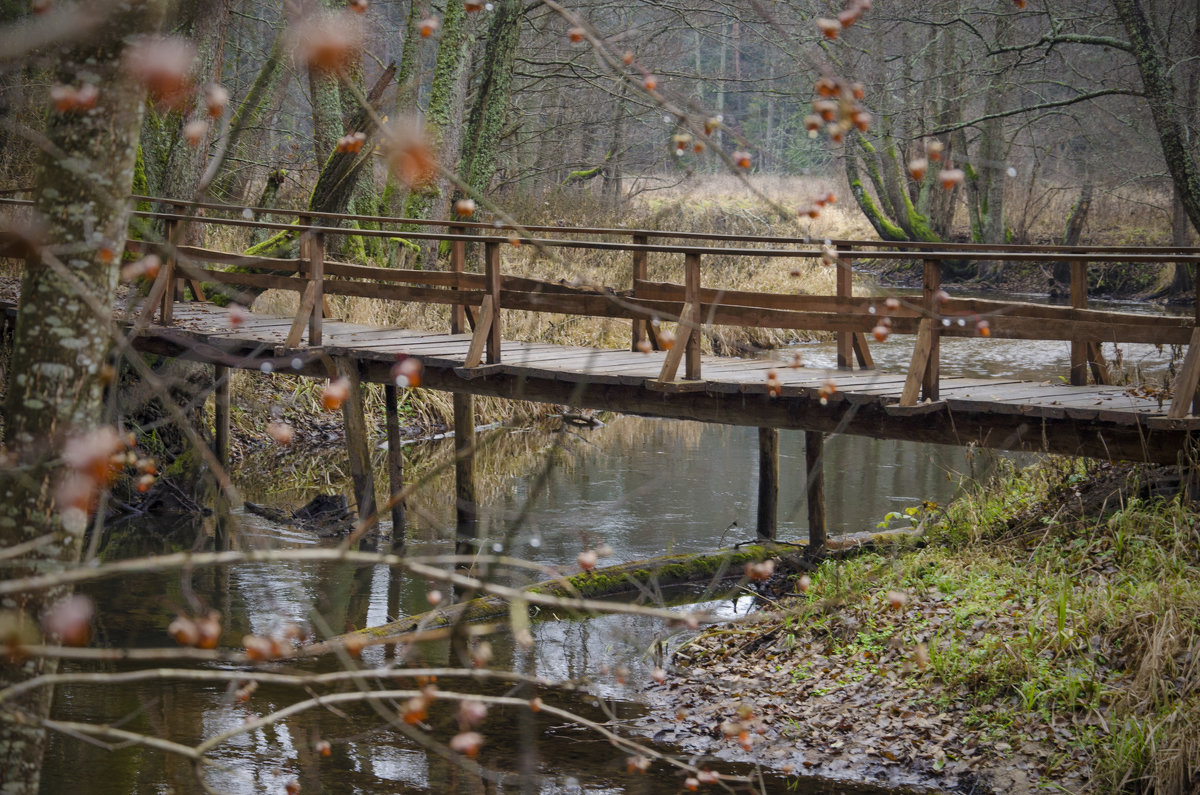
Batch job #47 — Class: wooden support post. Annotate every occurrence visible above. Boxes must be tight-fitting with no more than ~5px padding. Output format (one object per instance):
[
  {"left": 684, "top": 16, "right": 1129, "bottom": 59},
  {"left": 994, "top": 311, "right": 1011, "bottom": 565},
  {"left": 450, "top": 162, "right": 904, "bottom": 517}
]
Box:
[
  {"left": 285, "top": 282, "right": 317, "bottom": 348},
  {"left": 1087, "top": 341, "right": 1111, "bottom": 386},
  {"left": 484, "top": 240, "right": 501, "bottom": 364},
  {"left": 213, "top": 364, "right": 230, "bottom": 469},
  {"left": 922, "top": 259, "right": 941, "bottom": 401},
  {"left": 1169, "top": 326, "right": 1200, "bottom": 419},
  {"left": 1193, "top": 261, "right": 1200, "bottom": 416},
  {"left": 756, "top": 427, "right": 778, "bottom": 541},
  {"left": 852, "top": 332, "right": 875, "bottom": 369},
  {"left": 336, "top": 358, "right": 377, "bottom": 532},
  {"left": 1069, "top": 259, "right": 1088, "bottom": 385},
  {"left": 805, "top": 430, "right": 826, "bottom": 552},
  {"left": 656, "top": 302, "right": 694, "bottom": 382},
  {"left": 137, "top": 257, "right": 172, "bottom": 329},
  {"left": 900, "top": 318, "right": 935, "bottom": 406},
  {"left": 450, "top": 227, "right": 466, "bottom": 335},
  {"left": 160, "top": 218, "right": 178, "bottom": 325},
  {"left": 684, "top": 251, "right": 702, "bottom": 380},
  {"left": 836, "top": 246, "right": 853, "bottom": 369},
  {"left": 453, "top": 392, "right": 478, "bottom": 556},
  {"left": 308, "top": 230, "right": 325, "bottom": 346},
  {"left": 631, "top": 234, "right": 648, "bottom": 351},
  {"left": 385, "top": 384, "right": 406, "bottom": 553},
  {"left": 463, "top": 295, "right": 495, "bottom": 369}
]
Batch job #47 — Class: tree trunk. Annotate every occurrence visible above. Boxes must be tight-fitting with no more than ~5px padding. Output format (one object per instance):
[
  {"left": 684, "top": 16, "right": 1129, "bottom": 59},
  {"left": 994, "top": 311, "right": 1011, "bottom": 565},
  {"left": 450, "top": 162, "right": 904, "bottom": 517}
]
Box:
[
  {"left": 1053, "top": 181, "right": 1093, "bottom": 289},
  {"left": 160, "top": 0, "right": 232, "bottom": 246},
  {"left": 213, "top": 27, "right": 288, "bottom": 204},
  {"left": 405, "top": 0, "right": 473, "bottom": 269},
  {"left": 1170, "top": 184, "right": 1194, "bottom": 294},
  {"left": 1112, "top": 0, "right": 1200, "bottom": 236},
  {"left": 0, "top": 4, "right": 163, "bottom": 791},
  {"left": 603, "top": 78, "right": 627, "bottom": 206},
  {"left": 458, "top": 0, "right": 521, "bottom": 198},
  {"left": 382, "top": 0, "right": 424, "bottom": 218}
]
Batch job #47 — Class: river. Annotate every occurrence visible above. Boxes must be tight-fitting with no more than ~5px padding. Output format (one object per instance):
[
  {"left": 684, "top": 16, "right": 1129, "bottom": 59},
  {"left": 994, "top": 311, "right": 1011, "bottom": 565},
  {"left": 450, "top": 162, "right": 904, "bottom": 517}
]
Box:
[{"left": 40, "top": 294, "right": 1182, "bottom": 793}]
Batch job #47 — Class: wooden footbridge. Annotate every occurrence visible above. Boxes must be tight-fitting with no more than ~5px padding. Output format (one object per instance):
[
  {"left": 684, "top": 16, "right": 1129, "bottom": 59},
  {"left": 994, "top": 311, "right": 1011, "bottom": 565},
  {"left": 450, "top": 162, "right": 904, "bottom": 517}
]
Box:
[{"left": 5, "top": 195, "right": 1200, "bottom": 548}]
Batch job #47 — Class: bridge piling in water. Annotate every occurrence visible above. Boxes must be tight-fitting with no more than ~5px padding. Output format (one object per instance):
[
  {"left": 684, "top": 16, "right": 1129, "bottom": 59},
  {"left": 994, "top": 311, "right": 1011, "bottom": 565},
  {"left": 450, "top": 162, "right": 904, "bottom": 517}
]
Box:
[
  {"left": 454, "top": 393, "right": 478, "bottom": 557},
  {"left": 336, "top": 358, "right": 377, "bottom": 541},
  {"left": 757, "top": 428, "right": 778, "bottom": 540},
  {"left": 384, "top": 384, "right": 406, "bottom": 553},
  {"left": 213, "top": 364, "right": 230, "bottom": 469},
  {"left": 805, "top": 431, "right": 826, "bottom": 552}
]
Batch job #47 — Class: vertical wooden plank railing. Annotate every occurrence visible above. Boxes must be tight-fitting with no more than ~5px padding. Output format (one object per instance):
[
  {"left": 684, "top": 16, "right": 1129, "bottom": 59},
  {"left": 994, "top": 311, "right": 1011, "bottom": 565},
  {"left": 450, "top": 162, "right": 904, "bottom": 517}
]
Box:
[
  {"left": 1069, "top": 260, "right": 1089, "bottom": 385},
  {"left": 450, "top": 226, "right": 466, "bottom": 335},
  {"left": 901, "top": 257, "right": 942, "bottom": 406},
  {"left": 308, "top": 229, "right": 325, "bottom": 346},
  {"left": 655, "top": 252, "right": 703, "bottom": 382},
  {"left": 1169, "top": 260, "right": 1200, "bottom": 419},
  {"left": 684, "top": 251, "right": 701, "bottom": 380},
  {"left": 630, "top": 233, "right": 648, "bottom": 351},
  {"left": 159, "top": 217, "right": 178, "bottom": 325},
  {"left": 922, "top": 258, "right": 941, "bottom": 401},
  {"left": 285, "top": 215, "right": 323, "bottom": 347},
  {"left": 485, "top": 239, "right": 501, "bottom": 364},
  {"left": 467, "top": 239, "right": 502, "bottom": 367},
  {"left": 836, "top": 246, "right": 853, "bottom": 370}
]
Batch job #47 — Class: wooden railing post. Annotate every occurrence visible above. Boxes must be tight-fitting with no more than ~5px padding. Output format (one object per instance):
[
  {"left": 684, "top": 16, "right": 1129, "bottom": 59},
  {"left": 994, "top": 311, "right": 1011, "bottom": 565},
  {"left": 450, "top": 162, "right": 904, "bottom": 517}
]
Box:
[
  {"left": 1069, "top": 259, "right": 1088, "bottom": 385},
  {"left": 1170, "top": 259, "right": 1200, "bottom": 419},
  {"left": 836, "top": 246, "right": 853, "bottom": 370},
  {"left": 631, "top": 234, "right": 648, "bottom": 351},
  {"left": 485, "top": 239, "right": 501, "bottom": 364},
  {"left": 922, "top": 258, "right": 941, "bottom": 401},
  {"left": 159, "top": 217, "right": 178, "bottom": 325},
  {"left": 308, "top": 230, "right": 324, "bottom": 346},
  {"left": 450, "top": 226, "right": 466, "bottom": 335},
  {"left": 684, "top": 251, "right": 701, "bottom": 380}
]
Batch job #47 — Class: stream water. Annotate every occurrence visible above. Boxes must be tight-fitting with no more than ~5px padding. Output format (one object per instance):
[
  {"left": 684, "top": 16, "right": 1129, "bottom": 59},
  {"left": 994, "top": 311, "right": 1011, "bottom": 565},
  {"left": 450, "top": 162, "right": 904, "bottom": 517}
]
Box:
[{"left": 41, "top": 293, "right": 1183, "bottom": 794}]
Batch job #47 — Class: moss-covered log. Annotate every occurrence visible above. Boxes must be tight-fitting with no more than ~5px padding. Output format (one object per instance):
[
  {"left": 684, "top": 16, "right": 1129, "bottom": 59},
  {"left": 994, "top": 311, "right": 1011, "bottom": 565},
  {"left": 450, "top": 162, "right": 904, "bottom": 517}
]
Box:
[{"left": 306, "top": 530, "right": 918, "bottom": 657}]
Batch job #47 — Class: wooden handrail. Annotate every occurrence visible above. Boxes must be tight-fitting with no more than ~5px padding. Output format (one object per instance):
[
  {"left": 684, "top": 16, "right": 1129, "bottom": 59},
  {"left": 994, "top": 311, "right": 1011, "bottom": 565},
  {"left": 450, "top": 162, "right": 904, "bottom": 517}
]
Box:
[{"left": 6, "top": 195, "right": 1200, "bottom": 257}]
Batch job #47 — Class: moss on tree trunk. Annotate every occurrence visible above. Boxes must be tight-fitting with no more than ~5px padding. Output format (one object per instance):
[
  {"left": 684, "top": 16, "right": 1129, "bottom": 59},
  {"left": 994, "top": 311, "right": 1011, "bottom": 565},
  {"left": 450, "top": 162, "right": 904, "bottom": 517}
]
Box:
[{"left": 0, "top": 4, "right": 164, "bottom": 790}]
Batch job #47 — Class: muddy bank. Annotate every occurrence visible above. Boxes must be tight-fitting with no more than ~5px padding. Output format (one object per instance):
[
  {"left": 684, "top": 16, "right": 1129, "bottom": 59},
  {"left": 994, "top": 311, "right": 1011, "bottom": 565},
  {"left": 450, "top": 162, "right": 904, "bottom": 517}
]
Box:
[{"left": 637, "top": 460, "right": 1200, "bottom": 794}]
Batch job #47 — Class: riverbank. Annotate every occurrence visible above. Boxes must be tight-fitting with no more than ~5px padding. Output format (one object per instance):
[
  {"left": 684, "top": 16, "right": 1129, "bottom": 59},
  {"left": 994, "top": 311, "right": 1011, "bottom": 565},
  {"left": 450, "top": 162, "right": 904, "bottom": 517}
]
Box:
[{"left": 646, "top": 459, "right": 1200, "bottom": 794}]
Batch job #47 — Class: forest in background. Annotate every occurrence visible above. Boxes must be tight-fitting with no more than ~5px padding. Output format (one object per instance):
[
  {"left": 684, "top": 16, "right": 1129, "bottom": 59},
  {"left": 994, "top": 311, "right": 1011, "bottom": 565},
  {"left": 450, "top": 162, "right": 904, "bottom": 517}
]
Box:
[{"left": 3, "top": 0, "right": 1200, "bottom": 273}]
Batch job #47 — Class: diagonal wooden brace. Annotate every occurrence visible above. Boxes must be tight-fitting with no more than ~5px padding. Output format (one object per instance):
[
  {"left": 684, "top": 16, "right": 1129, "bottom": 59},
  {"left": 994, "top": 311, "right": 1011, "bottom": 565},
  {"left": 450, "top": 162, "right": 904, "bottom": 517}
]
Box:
[
  {"left": 657, "top": 301, "right": 697, "bottom": 382},
  {"left": 463, "top": 295, "right": 496, "bottom": 369},
  {"left": 899, "top": 318, "right": 935, "bottom": 406},
  {"left": 285, "top": 282, "right": 317, "bottom": 348},
  {"left": 1169, "top": 326, "right": 1200, "bottom": 418}
]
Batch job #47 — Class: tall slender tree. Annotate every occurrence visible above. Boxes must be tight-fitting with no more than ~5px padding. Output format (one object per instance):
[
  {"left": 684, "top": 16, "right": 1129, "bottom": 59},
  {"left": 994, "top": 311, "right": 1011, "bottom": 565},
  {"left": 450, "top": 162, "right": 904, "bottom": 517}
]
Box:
[{"left": 0, "top": 3, "right": 164, "bottom": 791}]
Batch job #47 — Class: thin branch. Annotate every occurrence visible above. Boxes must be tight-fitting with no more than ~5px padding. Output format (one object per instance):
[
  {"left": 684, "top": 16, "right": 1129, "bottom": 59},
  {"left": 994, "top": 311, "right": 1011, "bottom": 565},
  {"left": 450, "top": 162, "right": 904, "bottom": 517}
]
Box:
[{"left": 928, "top": 89, "right": 1143, "bottom": 136}]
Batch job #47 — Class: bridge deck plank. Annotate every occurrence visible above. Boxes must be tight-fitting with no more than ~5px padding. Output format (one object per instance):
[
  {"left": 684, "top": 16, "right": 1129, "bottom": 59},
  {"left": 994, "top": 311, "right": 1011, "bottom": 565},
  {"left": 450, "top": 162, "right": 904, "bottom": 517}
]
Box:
[{"left": 91, "top": 301, "right": 1200, "bottom": 456}]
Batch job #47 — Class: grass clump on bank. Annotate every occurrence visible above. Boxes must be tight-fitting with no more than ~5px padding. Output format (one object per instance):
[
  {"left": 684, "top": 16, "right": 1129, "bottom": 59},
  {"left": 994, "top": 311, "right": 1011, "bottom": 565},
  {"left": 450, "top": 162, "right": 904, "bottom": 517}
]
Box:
[{"left": 671, "top": 459, "right": 1200, "bottom": 793}]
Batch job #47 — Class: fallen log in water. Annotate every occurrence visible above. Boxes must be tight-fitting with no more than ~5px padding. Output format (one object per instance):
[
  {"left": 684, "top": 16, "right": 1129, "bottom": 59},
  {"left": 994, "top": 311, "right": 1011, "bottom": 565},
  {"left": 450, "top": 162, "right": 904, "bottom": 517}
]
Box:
[{"left": 303, "top": 528, "right": 918, "bottom": 658}]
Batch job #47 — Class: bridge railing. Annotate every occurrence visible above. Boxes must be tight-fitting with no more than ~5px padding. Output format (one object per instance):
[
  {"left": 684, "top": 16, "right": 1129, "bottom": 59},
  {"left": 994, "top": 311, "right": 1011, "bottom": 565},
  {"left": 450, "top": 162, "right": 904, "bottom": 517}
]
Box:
[{"left": 4, "top": 194, "right": 1200, "bottom": 415}]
